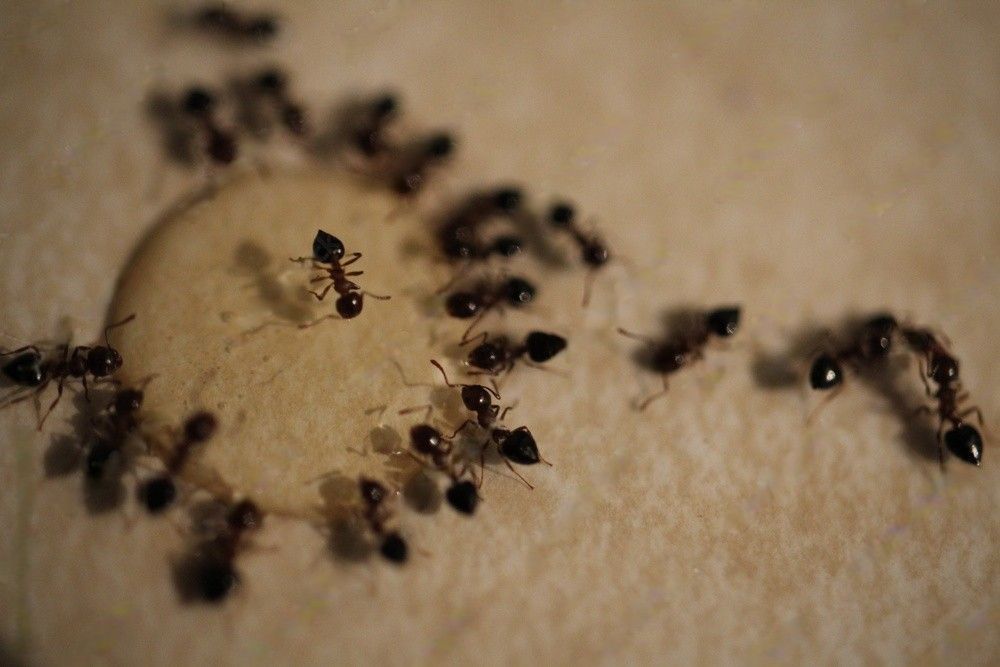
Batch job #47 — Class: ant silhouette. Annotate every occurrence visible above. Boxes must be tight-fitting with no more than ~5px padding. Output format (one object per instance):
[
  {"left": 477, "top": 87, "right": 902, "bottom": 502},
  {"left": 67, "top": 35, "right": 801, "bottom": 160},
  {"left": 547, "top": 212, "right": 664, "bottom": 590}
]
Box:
[
  {"left": 406, "top": 422, "right": 481, "bottom": 514},
  {"left": 139, "top": 411, "right": 219, "bottom": 514},
  {"left": 445, "top": 275, "right": 537, "bottom": 343},
  {"left": 464, "top": 331, "right": 568, "bottom": 376},
  {"left": 547, "top": 202, "right": 610, "bottom": 305},
  {"left": 84, "top": 386, "right": 146, "bottom": 482},
  {"left": 1, "top": 313, "right": 135, "bottom": 428},
  {"left": 290, "top": 229, "right": 390, "bottom": 325},
  {"left": 180, "top": 87, "right": 238, "bottom": 165},
  {"left": 249, "top": 68, "right": 308, "bottom": 137},
  {"left": 183, "top": 499, "right": 265, "bottom": 603},
  {"left": 618, "top": 306, "right": 741, "bottom": 410},
  {"left": 357, "top": 477, "right": 409, "bottom": 563}
]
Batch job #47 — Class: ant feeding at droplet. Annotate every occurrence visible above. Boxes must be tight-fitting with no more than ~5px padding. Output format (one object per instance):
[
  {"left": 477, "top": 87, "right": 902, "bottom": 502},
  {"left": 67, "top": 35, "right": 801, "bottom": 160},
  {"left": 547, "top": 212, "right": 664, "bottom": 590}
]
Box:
[
  {"left": 139, "top": 411, "right": 219, "bottom": 514},
  {"left": 1, "top": 314, "right": 135, "bottom": 428},
  {"left": 177, "top": 498, "right": 265, "bottom": 604},
  {"left": 179, "top": 86, "right": 239, "bottom": 165},
  {"left": 618, "top": 306, "right": 741, "bottom": 410},
  {"left": 405, "top": 422, "right": 480, "bottom": 515},
  {"left": 190, "top": 4, "right": 279, "bottom": 44},
  {"left": 463, "top": 330, "right": 568, "bottom": 376},
  {"left": 547, "top": 201, "right": 610, "bottom": 305},
  {"left": 290, "top": 229, "right": 390, "bottom": 325},
  {"left": 444, "top": 275, "right": 537, "bottom": 343}
]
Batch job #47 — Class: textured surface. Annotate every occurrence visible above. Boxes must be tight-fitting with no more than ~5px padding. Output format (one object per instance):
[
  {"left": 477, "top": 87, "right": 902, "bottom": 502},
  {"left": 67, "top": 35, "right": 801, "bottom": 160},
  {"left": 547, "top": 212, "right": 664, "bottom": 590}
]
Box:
[{"left": 1, "top": 1, "right": 999, "bottom": 665}]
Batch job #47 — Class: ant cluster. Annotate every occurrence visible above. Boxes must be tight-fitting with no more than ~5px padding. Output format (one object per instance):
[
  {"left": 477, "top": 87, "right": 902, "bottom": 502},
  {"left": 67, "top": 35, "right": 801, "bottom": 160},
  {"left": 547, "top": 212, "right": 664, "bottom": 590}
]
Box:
[{"left": 807, "top": 314, "right": 985, "bottom": 467}]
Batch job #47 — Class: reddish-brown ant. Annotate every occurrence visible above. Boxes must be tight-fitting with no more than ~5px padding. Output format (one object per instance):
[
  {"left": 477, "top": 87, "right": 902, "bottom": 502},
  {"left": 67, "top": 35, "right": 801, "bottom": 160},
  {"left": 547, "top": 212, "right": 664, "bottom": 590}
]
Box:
[
  {"left": 184, "top": 499, "right": 265, "bottom": 603},
  {"left": 464, "top": 330, "right": 568, "bottom": 376},
  {"left": 357, "top": 477, "right": 409, "bottom": 563},
  {"left": 547, "top": 201, "right": 610, "bottom": 305},
  {"left": 618, "top": 306, "right": 741, "bottom": 409},
  {"left": 180, "top": 87, "right": 238, "bottom": 164},
  {"left": 406, "top": 423, "right": 480, "bottom": 514},
  {"left": 1, "top": 313, "right": 135, "bottom": 428},
  {"left": 192, "top": 4, "right": 278, "bottom": 43},
  {"left": 445, "top": 275, "right": 537, "bottom": 342},
  {"left": 140, "top": 411, "right": 219, "bottom": 513},
  {"left": 290, "top": 229, "right": 390, "bottom": 325}
]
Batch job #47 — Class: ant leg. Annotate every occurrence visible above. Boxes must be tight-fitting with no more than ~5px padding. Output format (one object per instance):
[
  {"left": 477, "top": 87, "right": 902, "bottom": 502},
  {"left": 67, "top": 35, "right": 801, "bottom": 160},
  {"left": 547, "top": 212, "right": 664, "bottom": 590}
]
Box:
[
  {"left": 307, "top": 283, "right": 336, "bottom": 301},
  {"left": 0, "top": 389, "right": 39, "bottom": 410},
  {"left": 37, "top": 377, "right": 67, "bottom": 429},
  {"left": 298, "top": 314, "right": 337, "bottom": 329},
  {"left": 913, "top": 405, "right": 934, "bottom": 417},
  {"left": 581, "top": 269, "right": 598, "bottom": 307},
  {"left": 616, "top": 328, "right": 656, "bottom": 346},
  {"left": 340, "top": 253, "right": 363, "bottom": 268},
  {"left": 917, "top": 358, "right": 933, "bottom": 397},
  {"left": 521, "top": 361, "right": 570, "bottom": 378},
  {"left": 477, "top": 440, "right": 491, "bottom": 489},
  {"left": 459, "top": 308, "right": 493, "bottom": 345},
  {"left": 461, "top": 331, "right": 489, "bottom": 348},
  {"left": 430, "top": 359, "right": 458, "bottom": 389},
  {"left": 434, "top": 262, "right": 471, "bottom": 295},
  {"left": 806, "top": 384, "right": 844, "bottom": 425},
  {"left": 398, "top": 404, "right": 434, "bottom": 421},
  {"left": 343, "top": 271, "right": 364, "bottom": 277},
  {"left": 445, "top": 419, "right": 474, "bottom": 441},
  {"left": 82, "top": 374, "right": 91, "bottom": 401},
  {"left": 638, "top": 376, "right": 670, "bottom": 411},
  {"left": 289, "top": 256, "right": 316, "bottom": 264},
  {"left": 362, "top": 290, "right": 391, "bottom": 301},
  {"left": 309, "top": 275, "right": 330, "bottom": 283},
  {"left": 958, "top": 406, "right": 985, "bottom": 427},
  {"left": 501, "top": 458, "right": 534, "bottom": 490},
  {"left": 498, "top": 405, "right": 515, "bottom": 421},
  {"left": 0, "top": 345, "right": 42, "bottom": 357}
]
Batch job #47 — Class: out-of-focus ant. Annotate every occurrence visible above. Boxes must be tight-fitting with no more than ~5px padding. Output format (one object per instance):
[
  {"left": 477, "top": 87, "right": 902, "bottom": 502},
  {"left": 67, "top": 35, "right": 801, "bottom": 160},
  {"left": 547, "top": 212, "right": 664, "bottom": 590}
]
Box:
[
  {"left": 547, "top": 202, "right": 610, "bottom": 305},
  {"left": 1, "top": 314, "right": 135, "bottom": 428},
  {"left": 84, "top": 386, "right": 146, "bottom": 482},
  {"left": 388, "top": 132, "right": 455, "bottom": 197},
  {"left": 357, "top": 477, "right": 409, "bottom": 563},
  {"left": 807, "top": 313, "right": 899, "bottom": 394},
  {"left": 180, "top": 87, "right": 238, "bottom": 165},
  {"left": 192, "top": 4, "right": 279, "bottom": 44},
  {"left": 139, "top": 411, "right": 219, "bottom": 513},
  {"left": 290, "top": 229, "right": 390, "bottom": 324},
  {"left": 445, "top": 275, "right": 537, "bottom": 342},
  {"left": 436, "top": 187, "right": 525, "bottom": 261},
  {"left": 464, "top": 331, "right": 568, "bottom": 376},
  {"left": 618, "top": 306, "right": 741, "bottom": 410},
  {"left": 183, "top": 499, "right": 265, "bottom": 603},
  {"left": 407, "top": 423, "right": 480, "bottom": 515},
  {"left": 348, "top": 94, "right": 400, "bottom": 158},
  {"left": 248, "top": 68, "right": 308, "bottom": 137}
]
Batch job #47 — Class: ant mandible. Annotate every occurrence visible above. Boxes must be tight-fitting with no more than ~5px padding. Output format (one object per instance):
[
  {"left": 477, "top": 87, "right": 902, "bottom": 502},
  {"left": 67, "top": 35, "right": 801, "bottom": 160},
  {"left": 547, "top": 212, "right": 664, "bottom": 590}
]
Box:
[
  {"left": 547, "top": 202, "right": 610, "bottom": 305},
  {"left": 140, "top": 411, "right": 219, "bottom": 513},
  {"left": 618, "top": 306, "right": 741, "bottom": 410},
  {"left": 1, "top": 313, "right": 135, "bottom": 428},
  {"left": 464, "top": 331, "right": 568, "bottom": 376},
  {"left": 445, "top": 275, "right": 537, "bottom": 343},
  {"left": 290, "top": 229, "right": 390, "bottom": 325}
]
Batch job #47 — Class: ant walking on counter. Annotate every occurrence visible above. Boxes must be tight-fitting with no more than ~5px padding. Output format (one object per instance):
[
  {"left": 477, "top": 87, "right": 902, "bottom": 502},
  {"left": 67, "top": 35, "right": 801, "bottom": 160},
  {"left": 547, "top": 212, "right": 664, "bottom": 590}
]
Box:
[
  {"left": 1, "top": 314, "right": 135, "bottom": 428},
  {"left": 547, "top": 202, "right": 610, "bottom": 305},
  {"left": 445, "top": 275, "right": 537, "bottom": 342},
  {"left": 618, "top": 306, "right": 741, "bottom": 410},
  {"left": 464, "top": 330, "right": 568, "bottom": 375},
  {"left": 180, "top": 87, "right": 238, "bottom": 165},
  {"left": 436, "top": 186, "right": 525, "bottom": 261},
  {"left": 140, "top": 411, "right": 219, "bottom": 513},
  {"left": 248, "top": 68, "right": 308, "bottom": 138},
  {"left": 807, "top": 313, "right": 899, "bottom": 395},
  {"left": 84, "top": 386, "right": 146, "bottom": 482},
  {"left": 181, "top": 499, "right": 265, "bottom": 603},
  {"left": 358, "top": 478, "right": 409, "bottom": 563},
  {"left": 406, "top": 423, "right": 481, "bottom": 514},
  {"left": 290, "top": 229, "right": 390, "bottom": 324}
]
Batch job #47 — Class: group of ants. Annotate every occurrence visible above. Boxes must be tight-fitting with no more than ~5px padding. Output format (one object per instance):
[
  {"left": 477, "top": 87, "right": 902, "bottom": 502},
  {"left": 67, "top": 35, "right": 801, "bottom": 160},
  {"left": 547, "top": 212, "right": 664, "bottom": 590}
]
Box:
[{"left": 0, "top": 4, "right": 988, "bottom": 605}]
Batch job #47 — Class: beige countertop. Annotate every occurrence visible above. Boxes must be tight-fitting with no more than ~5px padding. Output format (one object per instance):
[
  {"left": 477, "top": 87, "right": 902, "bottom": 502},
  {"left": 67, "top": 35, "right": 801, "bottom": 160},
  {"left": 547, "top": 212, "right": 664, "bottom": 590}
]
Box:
[{"left": 1, "top": 2, "right": 998, "bottom": 665}]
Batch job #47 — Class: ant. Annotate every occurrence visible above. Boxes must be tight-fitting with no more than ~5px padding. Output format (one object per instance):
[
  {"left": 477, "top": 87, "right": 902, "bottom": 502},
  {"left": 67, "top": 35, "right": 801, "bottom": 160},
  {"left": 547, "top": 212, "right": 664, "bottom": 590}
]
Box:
[
  {"left": 547, "top": 202, "right": 610, "bottom": 305},
  {"left": 1, "top": 313, "right": 135, "bottom": 428},
  {"left": 406, "top": 423, "right": 480, "bottom": 514},
  {"left": 348, "top": 93, "right": 400, "bottom": 158},
  {"left": 445, "top": 275, "right": 537, "bottom": 342},
  {"left": 139, "top": 411, "right": 219, "bottom": 514},
  {"left": 617, "top": 306, "right": 741, "bottom": 410},
  {"left": 464, "top": 331, "right": 568, "bottom": 375},
  {"left": 193, "top": 4, "right": 278, "bottom": 43},
  {"left": 185, "top": 499, "right": 265, "bottom": 603},
  {"left": 290, "top": 229, "right": 390, "bottom": 324},
  {"left": 807, "top": 313, "right": 900, "bottom": 393},
  {"left": 84, "top": 386, "right": 146, "bottom": 482},
  {"left": 249, "top": 68, "right": 308, "bottom": 137},
  {"left": 437, "top": 187, "right": 525, "bottom": 261},
  {"left": 389, "top": 132, "right": 455, "bottom": 196},
  {"left": 180, "top": 86, "right": 238, "bottom": 165},
  {"left": 358, "top": 477, "right": 409, "bottom": 563}
]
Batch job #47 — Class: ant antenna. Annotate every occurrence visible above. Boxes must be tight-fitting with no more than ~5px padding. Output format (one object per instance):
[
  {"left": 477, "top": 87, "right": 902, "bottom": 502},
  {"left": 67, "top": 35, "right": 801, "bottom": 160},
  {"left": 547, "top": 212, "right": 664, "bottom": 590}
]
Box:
[
  {"left": 430, "top": 359, "right": 500, "bottom": 399},
  {"left": 104, "top": 313, "right": 137, "bottom": 345}
]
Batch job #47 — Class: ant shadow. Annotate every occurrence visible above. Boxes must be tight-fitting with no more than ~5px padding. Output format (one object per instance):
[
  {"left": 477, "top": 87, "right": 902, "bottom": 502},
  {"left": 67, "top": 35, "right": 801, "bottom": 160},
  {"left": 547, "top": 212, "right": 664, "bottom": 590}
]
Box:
[
  {"left": 232, "top": 240, "right": 312, "bottom": 323},
  {"left": 751, "top": 318, "right": 939, "bottom": 463}
]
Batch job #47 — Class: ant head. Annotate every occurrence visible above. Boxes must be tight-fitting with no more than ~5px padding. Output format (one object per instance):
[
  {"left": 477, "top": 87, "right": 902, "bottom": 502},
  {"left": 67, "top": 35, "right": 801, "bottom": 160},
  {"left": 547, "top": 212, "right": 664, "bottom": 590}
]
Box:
[
  {"left": 372, "top": 93, "right": 398, "bottom": 119},
  {"left": 809, "top": 354, "right": 843, "bottom": 390},
  {"left": 944, "top": 424, "right": 983, "bottom": 466},
  {"left": 445, "top": 480, "right": 479, "bottom": 515},
  {"left": 525, "top": 331, "right": 567, "bottom": 363},
  {"left": 410, "top": 424, "right": 446, "bottom": 456},
  {"left": 492, "top": 187, "right": 523, "bottom": 213},
  {"left": 86, "top": 346, "right": 123, "bottom": 377},
  {"left": 254, "top": 68, "right": 287, "bottom": 95},
  {"left": 182, "top": 87, "right": 216, "bottom": 117},
  {"left": 359, "top": 478, "right": 389, "bottom": 507},
  {"left": 184, "top": 411, "right": 218, "bottom": 443},
  {"left": 379, "top": 532, "right": 409, "bottom": 564},
  {"left": 426, "top": 133, "right": 454, "bottom": 159},
  {"left": 549, "top": 202, "right": 575, "bottom": 228},
  {"left": 650, "top": 343, "right": 688, "bottom": 374},
  {"left": 2, "top": 351, "right": 44, "bottom": 387},
  {"left": 246, "top": 15, "right": 278, "bottom": 41},
  {"left": 445, "top": 292, "right": 481, "bottom": 319},
  {"left": 706, "top": 307, "right": 741, "bottom": 338},
  {"left": 490, "top": 235, "right": 523, "bottom": 258},
  {"left": 469, "top": 341, "right": 504, "bottom": 371},
  {"left": 85, "top": 440, "right": 116, "bottom": 480},
  {"left": 114, "top": 388, "right": 144, "bottom": 415},
  {"left": 336, "top": 292, "right": 364, "bottom": 319},
  {"left": 140, "top": 475, "right": 177, "bottom": 514},
  {"left": 227, "top": 500, "right": 264, "bottom": 531},
  {"left": 312, "top": 229, "right": 345, "bottom": 263},
  {"left": 393, "top": 171, "right": 424, "bottom": 195},
  {"left": 196, "top": 556, "right": 239, "bottom": 603},
  {"left": 860, "top": 313, "right": 898, "bottom": 358},
  {"left": 207, "top": 128, "right": 238, "bottom": 164},
  {"left": 503, "top": 277, "right": 536, "bottom": 307},
  {"left": 902, "top": 328, "right": 933, "bottom": 352},
  {"left": 929, "top": 353, "right": 959, "bottom": 385},
  {"left": 498, "top": 427, "right": 541, "bottom": 465},
  {"left": 281, "top": 103, "right": 307, "bottom": 136},
  {"left": 582, "top": 241, "right": 609, "bottom": 267}
]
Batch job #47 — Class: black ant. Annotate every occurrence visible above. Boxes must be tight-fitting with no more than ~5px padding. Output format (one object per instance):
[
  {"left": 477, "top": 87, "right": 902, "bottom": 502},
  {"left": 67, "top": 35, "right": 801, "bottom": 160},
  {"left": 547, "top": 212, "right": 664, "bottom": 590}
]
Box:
[
  {"left": 192, "top": 4, "right": 278, "bottom": 43},
  {"left": 445, "top": 275, "right": 537, "bottom": 342},
  {"left": 406, "top": 423, "right": 480, "bottom": 514},
  {"left": 290, "top": 229, "right": 390, "bottom": 324},
  {"left": 618, "top": 306, "right": 741, "bottom": 410},
  {"left": 184, "top": 499, "right": 265, "bottom": 603},
  {"left": 180, "top": 87, "right": 238, "bottom": 165},
  {"left": 84, "top": 387, "right": 146, "bottom": 482},
  {"left": 547, "top": 202, "right": 610, "bottom": 305},
  {"left": 1, "top": 313, "right": 135, "bottom": 428},
  {"left": 437, "top": 187, "right": 525, "bottom": 261},
  {"left": 389, "top": 132, "right": 455, "bottom": 196},
  {"left": 358, "top": 477, "right": 409, "bottom": 563},
  {"left": 464, "top": 331, "right": 568, "bottom": 375},
  {"left": 140, "top": 411, "right": 219, "bottom": 514},
  {"left": 348, "top": 93, "right": 400, "bottom": 158},
  {"left": 249, "top": 68, "right": 308, "bottom": 137},
  {"left": 807, "top": 313, "right": 899, "bottom": 394}
]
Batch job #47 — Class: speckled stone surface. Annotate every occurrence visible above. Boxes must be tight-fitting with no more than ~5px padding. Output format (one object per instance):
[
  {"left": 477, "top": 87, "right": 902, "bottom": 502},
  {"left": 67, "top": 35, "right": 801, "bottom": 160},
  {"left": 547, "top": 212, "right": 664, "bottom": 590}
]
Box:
[{"left": 0, "top": 2, "right": 998, "bottom": 665}]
